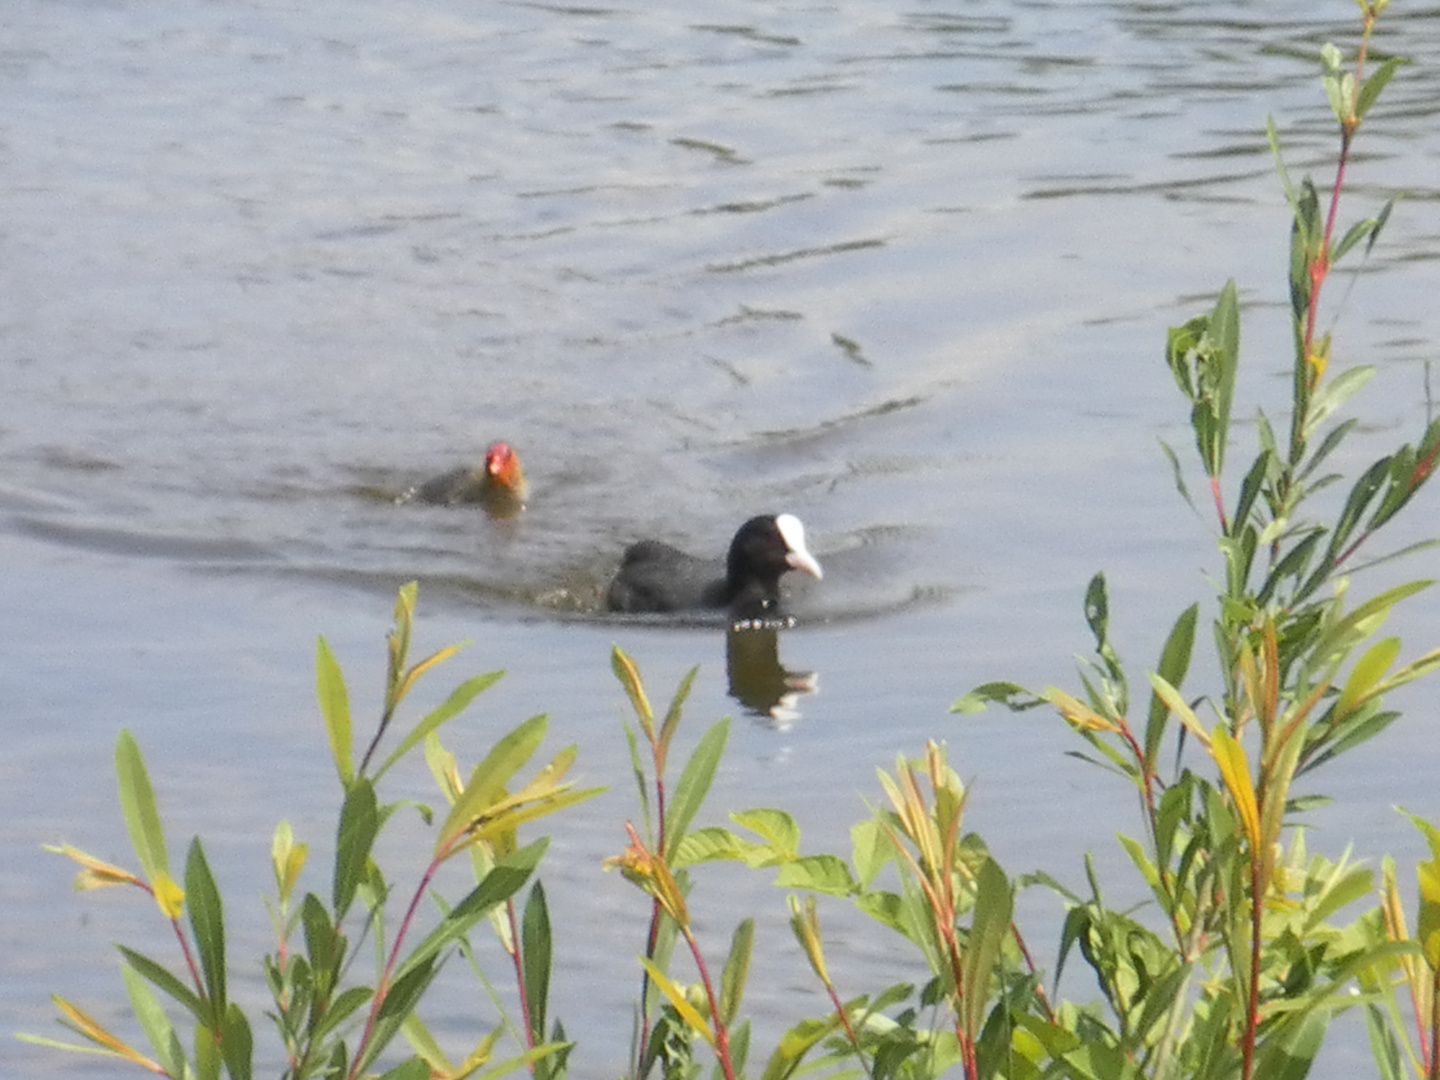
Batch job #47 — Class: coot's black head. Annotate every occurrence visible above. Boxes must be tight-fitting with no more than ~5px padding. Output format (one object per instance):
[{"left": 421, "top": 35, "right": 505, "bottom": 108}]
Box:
[{"left": 722, "top": 513, "right": 824, "bottom": 617}]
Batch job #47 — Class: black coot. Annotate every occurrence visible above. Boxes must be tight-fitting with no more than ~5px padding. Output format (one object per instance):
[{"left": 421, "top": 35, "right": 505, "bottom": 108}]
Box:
[{"left": 606, "top": 513, "right": 823, "bottom": 618}]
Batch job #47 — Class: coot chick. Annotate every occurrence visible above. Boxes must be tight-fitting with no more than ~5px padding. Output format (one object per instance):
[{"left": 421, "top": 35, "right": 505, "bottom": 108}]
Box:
[
  {"left": 398, "top": 442, "right": 527, "bottom": 518},
  {"left": 606, "top": 513, "right": 823, "bottom": 619}
]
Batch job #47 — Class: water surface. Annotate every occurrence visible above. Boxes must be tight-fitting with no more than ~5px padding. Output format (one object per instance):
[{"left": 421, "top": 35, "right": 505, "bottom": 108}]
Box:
[{"left": 4, "top": 0, "right": 1440, "bottom": 1075}]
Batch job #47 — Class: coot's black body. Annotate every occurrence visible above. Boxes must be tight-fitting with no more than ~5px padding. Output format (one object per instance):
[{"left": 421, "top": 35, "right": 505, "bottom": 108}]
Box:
[{"left": 606, "top": 513, "right": 823, "bottom": 619}]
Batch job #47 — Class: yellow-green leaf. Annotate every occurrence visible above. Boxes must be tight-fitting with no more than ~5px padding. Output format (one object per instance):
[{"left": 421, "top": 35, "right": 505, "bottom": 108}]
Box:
[
  {"left": 271, "top": 822, "right": 307, "bottom": 906},
  {"left": 1211, "top": 726, "right": 1260, "bottom": 849},
  {"left": 393, "top": 644, "right": 467, "bottom": 705},
  {"left": 1335, "top": 637, "right": 1401, "bottom": 718},
  {"left": 1418, "top": 860, "right": 1440, "bottom": 968},
  {"left": 611, "top": 647, "right": 654, "bottom": 740},
  {"left": 639, "top": 957, "right": 714, "bottom": 1048},
  {"left": 437, "top": 715, "right": 548, "bottom": 854},
  {"left": 45, "top": 844, "right": 142, "bottom": 891},
  {"left": 1148, "top": 674, "right": 1209, "bottom": 748},
  {"left": 51, "top": 995, "right": 164, "bottom": 1070},
  {"left": 316, "top": 637, "right": 353, "bottom": 786}
]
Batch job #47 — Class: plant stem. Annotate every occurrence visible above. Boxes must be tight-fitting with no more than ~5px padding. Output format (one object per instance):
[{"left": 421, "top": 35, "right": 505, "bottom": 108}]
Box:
[
  {"left": 1240, "top": 856, "right": 1264, "bottom": 1080},
  {"left": 680, "top": 926, "right": 737, "bottom": 1080},
  {"left": 169, "top": 919, "right": 207, "bottom": 1011},
  {"left": 505, "top": 897, "right": 539, "bottom": 1066},
  {"left": 1429, "top": 967, "right": 1440, "bottom": 1080},
  {"left": 348, "top": 857, "right": 442, "bottom": 1080},
  {"left": 633, "top": 748, "right": 670, "bottom": 1080},
  {"left": 820, "top": 980, "right": 871, "bottom": 1078}
]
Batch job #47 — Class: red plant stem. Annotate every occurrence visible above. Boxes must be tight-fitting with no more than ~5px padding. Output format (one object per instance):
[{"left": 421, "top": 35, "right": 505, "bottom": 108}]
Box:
[
  {"left": 634, "top": 770, "right": 669, "bottom": 1080},
  {"left": 1428, "top": 967, "right": 1440, "bottom": 1080},
  {"left": 821, "top": 980, "right": 869, "bottom": 1074},
  {"left": 951, "top": 945, "right": 978, "bottom": 1080},
  {"left": 505, "top": 897, "right": 539, "bottom": 1064},
  {"left": 1009, "top": 922, "right": 1056, "bottom": 1024},
  {"left": 169, "top": 919, "right": 207, "bottom": 1010},
  {"left": 1240, "top": 856, "right": 1263, "bottom": 1080},
  {"left": 680, "top": 927, "right": 737, "bottom": 1080},
  {"left": 347, "top": 856, "right": 443, "bottom": 1080},
  {"left": 1210, "top": 474, "right": 1229, "bottom": 534},
  {"left": 1305, "top": 19, "right": 1373, "bottom": 361}
]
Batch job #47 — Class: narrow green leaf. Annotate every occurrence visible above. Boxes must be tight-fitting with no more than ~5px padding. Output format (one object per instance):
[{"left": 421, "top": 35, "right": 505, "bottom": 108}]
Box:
[
  {"left": 316, "top": 637, "right": 353, "bottom": 787},
  {"left": 521, "top": 883, "right": 553, "bottom": 1048},
  {"left": 720, "top": 919, "right": 754, "bottom": 1027},
  {"left": 611, "top": 647, "right": 654, "bottom": 739},
  {"left": 1300, "top": 416, "right": 1358, "bottom": 481},
  {"left": 301, "top": 893, "right": 344, "bottom": 995},
  {"left": 1147, "top": 673, "right": 1208, "bottom": 748},
  {"left": 1144, "top": 604, "right": 1198, "bottom": 769},
  {"left": 309, "top": 984, "right": 374, "bottom": 1045},
  {"left": 221, "top": 1003, "right": 253, "bottom": 1080},
  {"left": 184, "top": 838, "right": 226, "bottom": 1024},
  {"left": 961, "top": 858, "right": 1013, "bottom": 1040},
  {"left": 1336, "top": 637, "right": 1401, "bottom": 718},
  {"left": 1322, "top": 43, "right": 1348, "bottom": 123},
  {"left": 1158, "top": 438, "right": 1195, "bottom": 509},
  {"left": 1206, "top": 280, "right": 1241, "bottom": 477},
  {"left": 1365, "top": 1002, "right": 1406, "bottom": 1080},
  {"left": 1305, "top": 865, "right": 1375, "bottom": 930},
  {"left": 663, "top": 719, "right": 730, "bottom": 855},
  {"left": 1313, "top": 580, "right": 1433, "bottom": 670},
  {"left": 115, "top": 731, "right": 171, "bottom": 887},
  {"left": 1323, "top": 456, "right": 1393, "bottom": 564},
  {"left": 356, "top": 960, "right": 441, "bottom": 1077},
  {"left": 121, "top": 963, "right": 187, "bottom": 1079},
  {"left": 458, "top": 782, "right": 606, "bottom": 852},
  {"left": 726, "top": 1019, "right": 752, "bottom": 1080},
  {"left": 1356, "top": 56, "right": 1407, "bottom": 123},
  {"left": 118, "top": 946, "right": 204, "bottom": 1019},
  {"left": 759, "top": 1015, "right": 841, "bottom": 1080},
  {"left": 639, "top": 957, "right": 714, "bottom": 1048},
  {"left": 195, "top": 1021, "right": 221, "bottom": 1080},
  {"left": 374, "top": 670, "right": 505, "bottom": 782},
  {"left": 333, "top": 778, "right": 379, "bottom": 919},
  {"left": 398, "top": 1014, "right": 452, "bottom": 1075},
  {"left": 1304, "top": 365, "right": 1375, "bottom": 437},
  {"left": 1230, "top": 449, "right": 1273, "bottom": 538},
  {"left": 656, "top": 665, "right": 700, "bottom": 776}
]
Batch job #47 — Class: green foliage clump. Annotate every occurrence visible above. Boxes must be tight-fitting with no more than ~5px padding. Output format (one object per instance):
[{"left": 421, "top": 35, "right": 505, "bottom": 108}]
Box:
[{"left": 20, "top": 5, "right": 1440, "bottom": 1080}]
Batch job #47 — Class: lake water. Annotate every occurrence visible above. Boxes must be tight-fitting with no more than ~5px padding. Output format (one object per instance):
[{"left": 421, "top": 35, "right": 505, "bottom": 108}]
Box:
[{"left": 4, "top": 0, "right": 1440, "bottom": 1076}]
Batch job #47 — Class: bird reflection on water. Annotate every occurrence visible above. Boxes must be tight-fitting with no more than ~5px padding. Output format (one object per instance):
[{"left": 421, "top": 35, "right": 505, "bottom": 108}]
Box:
[{"left": 725, "top": 625, "right": 817, "bottom": 730}]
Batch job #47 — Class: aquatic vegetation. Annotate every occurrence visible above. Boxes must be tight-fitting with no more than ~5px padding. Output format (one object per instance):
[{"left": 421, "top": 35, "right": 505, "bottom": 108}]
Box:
[{"left": 20, "top": 4, "right": 1440, "bottom": 1079}]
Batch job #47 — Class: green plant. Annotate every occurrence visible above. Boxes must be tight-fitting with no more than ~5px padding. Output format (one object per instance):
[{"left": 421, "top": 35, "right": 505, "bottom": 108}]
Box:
[
  {"left": 953, "top": 2, "right": 1440, "bottom": 1076},
  {"left": 25, "top": 583, "right": 602, "bottom": 1080}
]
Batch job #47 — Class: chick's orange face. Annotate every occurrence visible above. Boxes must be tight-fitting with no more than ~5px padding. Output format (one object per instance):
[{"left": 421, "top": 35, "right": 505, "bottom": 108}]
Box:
[
  {"left": 485, "top": 443, "right": 512, "bottom": 475},
  {"left": 483, "top": 442, "right": 525, "bottom": 492}
]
